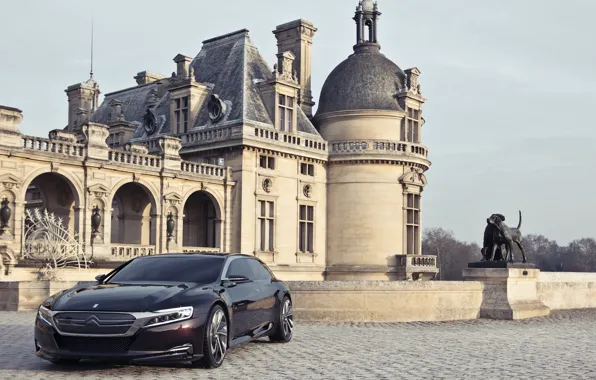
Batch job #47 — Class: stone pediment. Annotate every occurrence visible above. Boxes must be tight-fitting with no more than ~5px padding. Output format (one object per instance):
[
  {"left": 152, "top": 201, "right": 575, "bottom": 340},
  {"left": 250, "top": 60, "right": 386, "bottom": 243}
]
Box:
[
  {"left": 88, "top": 183, "right": 110, "bottom": 198},
  {"left": 399, "top": 169, "right": 427, "bottom": 187},
  {"left": 0, "top": 174, "right": 22, "bottom": 191},
  {"left": 164, "top": 192, "right": 183, "bottom": 206}
]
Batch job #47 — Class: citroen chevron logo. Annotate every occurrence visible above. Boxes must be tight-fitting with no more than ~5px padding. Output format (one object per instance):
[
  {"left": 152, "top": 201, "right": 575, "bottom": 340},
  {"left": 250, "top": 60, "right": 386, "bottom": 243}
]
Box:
[{"left": 84, "top": 315, "right": 101, "bottom": 326}]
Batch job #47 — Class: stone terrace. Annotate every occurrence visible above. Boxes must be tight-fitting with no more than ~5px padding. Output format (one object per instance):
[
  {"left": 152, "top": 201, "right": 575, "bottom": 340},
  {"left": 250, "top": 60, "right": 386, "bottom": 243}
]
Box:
[{"left": 1, "top": 310, "right": 595, "bottom": 379}]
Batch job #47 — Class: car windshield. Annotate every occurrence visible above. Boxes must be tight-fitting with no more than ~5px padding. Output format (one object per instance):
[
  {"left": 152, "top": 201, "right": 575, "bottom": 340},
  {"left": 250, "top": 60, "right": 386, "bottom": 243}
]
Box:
[{"left": 107, "top": 256, "right": 225, "bottom": 285}]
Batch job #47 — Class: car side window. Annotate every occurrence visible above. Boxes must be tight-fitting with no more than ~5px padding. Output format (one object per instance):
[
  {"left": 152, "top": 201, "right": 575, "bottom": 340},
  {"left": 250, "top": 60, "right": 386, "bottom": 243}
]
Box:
[
  {"left": 248, "top": 259, "right": 272, "bottom": 281},
  {"left": 226, "top": 258, "right": 255, "bottom": 280}
]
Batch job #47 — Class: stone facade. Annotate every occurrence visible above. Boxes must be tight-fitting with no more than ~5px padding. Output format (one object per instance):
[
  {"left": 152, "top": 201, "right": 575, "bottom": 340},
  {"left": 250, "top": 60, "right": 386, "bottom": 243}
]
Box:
[{"left": 0, "top": 1, "right": 436, "bottom": 281}]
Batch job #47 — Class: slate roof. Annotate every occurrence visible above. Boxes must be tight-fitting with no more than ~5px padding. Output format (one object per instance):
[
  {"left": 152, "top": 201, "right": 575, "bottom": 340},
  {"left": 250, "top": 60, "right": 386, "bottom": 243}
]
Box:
[
  {"left": 315, "top": 45, "right": 407, "bottom": 116},
  {"left": 91, "top": 29, "right": 321, "bottom": 140}
]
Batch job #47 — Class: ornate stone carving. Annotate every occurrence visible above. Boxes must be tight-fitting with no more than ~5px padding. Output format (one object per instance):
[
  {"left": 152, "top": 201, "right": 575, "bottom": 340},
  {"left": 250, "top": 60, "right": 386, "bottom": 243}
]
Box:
[
  {"left": 88, "top": 184, "right": 109, "bottom": 200},
  {"left": 275, "top": 51, "right": 299, "bottom": 84},
  {"left": 142, "top": 106, "right": 158, "bottom": 135},
  {"left": 164, "top": 192, "right": 183, "bottom": 207},
  {"left": 398, "top": 168, "right": 427, "bottom": 187},
  {"left": 0, "top": 174, "right": 21, "bottom": 191},
  {"left": 263, "top": 178, "right": 273, "bottom": 193},
  {"left": 208, "top": 94, "right": 227, "bottom": 123},
  {"left": 303, "top": 184, "right": 312, "bottom": 198},
  {"left": 50, "top": 162, "right": 60, "bottom": 173}
]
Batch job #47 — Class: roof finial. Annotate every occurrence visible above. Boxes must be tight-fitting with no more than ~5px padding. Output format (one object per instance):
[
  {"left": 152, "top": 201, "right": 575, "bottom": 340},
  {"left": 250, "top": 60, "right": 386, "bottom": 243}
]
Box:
[{"left": 90, "top": 19, "right": 94, "bottom": 79}]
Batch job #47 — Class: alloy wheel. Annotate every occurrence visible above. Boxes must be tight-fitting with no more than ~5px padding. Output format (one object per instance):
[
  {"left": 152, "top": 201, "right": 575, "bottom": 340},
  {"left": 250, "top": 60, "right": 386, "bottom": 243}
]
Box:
[
  {"left": 281, "top": 298, "right": 294, "bottom": 339},
  {"left": 209, "top": 309, "right": 228, "bottom": 365}
]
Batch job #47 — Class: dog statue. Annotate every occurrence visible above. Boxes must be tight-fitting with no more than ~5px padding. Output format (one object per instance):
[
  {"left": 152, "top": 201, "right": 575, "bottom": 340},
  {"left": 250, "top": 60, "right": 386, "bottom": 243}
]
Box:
[
  {"left": 481, "top": 214, "right": 506, "bottom": 261},
  {"left": 487, "top": 210, "right": 527, "bottom": 263}
]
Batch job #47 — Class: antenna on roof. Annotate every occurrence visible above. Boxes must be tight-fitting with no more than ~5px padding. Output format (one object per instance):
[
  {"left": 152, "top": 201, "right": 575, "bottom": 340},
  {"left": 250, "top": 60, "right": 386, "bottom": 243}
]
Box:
[{"left": 90, "top": 19, "right": 94, "bottom": 79}]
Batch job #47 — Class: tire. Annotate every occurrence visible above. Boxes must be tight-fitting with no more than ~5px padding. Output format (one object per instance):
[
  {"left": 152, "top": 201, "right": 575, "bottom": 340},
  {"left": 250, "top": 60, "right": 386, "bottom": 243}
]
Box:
[
  {"left": 269, "top": 296, "right": 293, "bottom": 343},
  {"left": 194, "top": 304, "right": 228, "bottom": 369}
]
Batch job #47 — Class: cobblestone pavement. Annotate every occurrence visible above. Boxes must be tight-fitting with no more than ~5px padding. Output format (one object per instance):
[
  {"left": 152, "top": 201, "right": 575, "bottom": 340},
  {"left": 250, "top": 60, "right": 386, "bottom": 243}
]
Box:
[{"left": 1, "top": 310, "right": 596, "bottom": 380}]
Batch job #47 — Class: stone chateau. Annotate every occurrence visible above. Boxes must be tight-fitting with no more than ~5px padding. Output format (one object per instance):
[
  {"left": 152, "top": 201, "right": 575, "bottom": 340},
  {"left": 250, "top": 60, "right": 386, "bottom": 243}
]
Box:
[{"left": 0, "top": 0, "right": 436, "bottom": 281}]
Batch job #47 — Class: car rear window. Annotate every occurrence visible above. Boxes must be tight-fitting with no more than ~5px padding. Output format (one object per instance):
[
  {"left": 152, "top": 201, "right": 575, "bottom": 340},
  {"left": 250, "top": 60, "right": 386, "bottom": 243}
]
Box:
[{"left": 108, "top": 256, "right": 225, "bottom": 285}]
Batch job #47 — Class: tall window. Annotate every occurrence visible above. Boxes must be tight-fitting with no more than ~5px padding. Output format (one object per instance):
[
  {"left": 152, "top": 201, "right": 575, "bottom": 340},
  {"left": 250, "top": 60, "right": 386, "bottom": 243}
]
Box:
[
  {"left": 403, "top": 108, "right": 420, "bottom": 143},
  {"left": 406, "top": 193, "right": 420, "bottom": 255},
  {"left": 298, "top": 205, "right": 315, "bottom": 253},
  {"left": 175, "top": 96, "right": 189, "bottom": 133},
  {"left": 278, "top": 95, "right": 294, "bottom": 132},
  {"left": 258, "top": 200, "right": 275, "bottom": 252}
]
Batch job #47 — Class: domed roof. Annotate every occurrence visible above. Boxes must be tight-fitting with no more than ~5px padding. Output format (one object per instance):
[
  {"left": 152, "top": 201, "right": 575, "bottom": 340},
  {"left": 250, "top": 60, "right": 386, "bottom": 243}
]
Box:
[{"left": 315, "top": 45, "right": 407, "bottom": 116}]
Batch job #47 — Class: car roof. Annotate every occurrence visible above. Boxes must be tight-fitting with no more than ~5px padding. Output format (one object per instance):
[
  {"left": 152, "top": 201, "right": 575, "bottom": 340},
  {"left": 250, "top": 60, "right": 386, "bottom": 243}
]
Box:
[{"left": 134, "top": 252, "right": 255, "bottom": 260}]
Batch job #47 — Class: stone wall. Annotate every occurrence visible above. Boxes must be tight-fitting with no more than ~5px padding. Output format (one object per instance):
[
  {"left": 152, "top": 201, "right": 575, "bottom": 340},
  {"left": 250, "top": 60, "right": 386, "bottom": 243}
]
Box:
[
  {"left": 4, "top": 271, "right": 596, "bottom": 321},
  {"left": 537, "top": 272, "right": 596, "bottom": 310},
  {"left": 290, "top": 280, "right": 482, "bottom": 322}
]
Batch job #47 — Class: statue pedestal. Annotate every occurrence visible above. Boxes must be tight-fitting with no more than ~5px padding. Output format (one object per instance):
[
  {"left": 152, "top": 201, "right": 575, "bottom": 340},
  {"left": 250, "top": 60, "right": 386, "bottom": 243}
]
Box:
[{"left": 463, "top": 263, "right": 550, "bottom": 320}]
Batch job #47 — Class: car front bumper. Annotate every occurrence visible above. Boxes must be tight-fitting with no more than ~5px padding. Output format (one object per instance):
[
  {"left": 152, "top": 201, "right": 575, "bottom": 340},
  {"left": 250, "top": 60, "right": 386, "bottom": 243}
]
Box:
[{"left": 34, "top": 312, "right": 209, "bottom": 364}]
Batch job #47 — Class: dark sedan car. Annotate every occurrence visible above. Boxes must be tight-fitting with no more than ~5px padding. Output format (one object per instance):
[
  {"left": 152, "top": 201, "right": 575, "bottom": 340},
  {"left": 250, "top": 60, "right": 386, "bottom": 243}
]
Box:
[{"left": 34, "top": 253, "right": 294, "bottom": 369}]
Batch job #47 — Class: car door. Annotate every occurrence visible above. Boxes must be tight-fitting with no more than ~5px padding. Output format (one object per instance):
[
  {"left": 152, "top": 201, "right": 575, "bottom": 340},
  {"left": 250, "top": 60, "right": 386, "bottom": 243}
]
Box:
[
  {"left": 247, "top": 259, "right": 278, "bottom": 326},
  {"left": 224, "top": 258, "right": 260, "bottom": 339}
]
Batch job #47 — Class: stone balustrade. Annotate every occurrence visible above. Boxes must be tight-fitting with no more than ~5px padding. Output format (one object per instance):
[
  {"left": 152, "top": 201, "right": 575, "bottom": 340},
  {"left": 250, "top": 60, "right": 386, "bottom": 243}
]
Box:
[
  {"left": 110, "top": 244, "right": 156, "bottom": 259},
  {"left": 22, "top": 137, "right": 85, "bottom": 157},
  {"left": 108, "top": 150, "right": 162, "bottom": 169},
  {"left": 253, "top": 126, "right": 327, "bottom": 153},
  {"left": 180, "top": 161, "right": 228, "bottom": 178},
  {"left": 180, "top": 246, "right": 221, "bottom": 253},
  {"left": 181, "top": 126, "right": 233, "bottom": 145},
  {"left": 329, "top": 139, "right": 428, "bottom": 159}
]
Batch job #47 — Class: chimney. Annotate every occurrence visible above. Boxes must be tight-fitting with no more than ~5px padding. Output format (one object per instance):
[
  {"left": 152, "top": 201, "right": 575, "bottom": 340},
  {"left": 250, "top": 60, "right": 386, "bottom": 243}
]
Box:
[
  {"left": 173, "top": 54, "right": 192, "bottom": 77},
  {"left": 273, "top": 19, "right": 317, "bottom": 118},
  {"left": 134, "top": 71, "right": 166, "bottom": 85},
  {"left": 65, "top": 78, "right": 101, "bottom": 131}
]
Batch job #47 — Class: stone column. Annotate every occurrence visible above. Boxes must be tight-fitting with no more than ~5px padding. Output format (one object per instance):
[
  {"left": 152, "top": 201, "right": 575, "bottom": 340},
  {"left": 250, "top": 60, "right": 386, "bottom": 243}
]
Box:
[{"left": 463, "top": 263, "right": 551, "bottom": 320}]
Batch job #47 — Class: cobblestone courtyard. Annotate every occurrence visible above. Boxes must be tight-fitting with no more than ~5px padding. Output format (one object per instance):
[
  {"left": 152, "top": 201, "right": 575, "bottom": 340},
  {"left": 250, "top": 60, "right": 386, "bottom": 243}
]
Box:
[{"left": 1, "top": 310, "right": 595, "bottom": 379}]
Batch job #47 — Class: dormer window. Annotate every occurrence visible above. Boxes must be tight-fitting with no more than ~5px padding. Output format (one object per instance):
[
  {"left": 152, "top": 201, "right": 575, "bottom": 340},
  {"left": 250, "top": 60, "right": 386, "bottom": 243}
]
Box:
[
  {"left": 278, "top": 95, "right": 294, "bottom": 132},
  {"left": 175, "top": 96, "right": 189, "bottom": 133}
]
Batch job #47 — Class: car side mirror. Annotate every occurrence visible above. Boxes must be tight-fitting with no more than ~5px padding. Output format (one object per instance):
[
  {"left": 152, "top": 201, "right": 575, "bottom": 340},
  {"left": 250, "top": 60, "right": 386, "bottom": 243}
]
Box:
[{"left": 95, "top": 274, "right": 107, "bottom": 283}]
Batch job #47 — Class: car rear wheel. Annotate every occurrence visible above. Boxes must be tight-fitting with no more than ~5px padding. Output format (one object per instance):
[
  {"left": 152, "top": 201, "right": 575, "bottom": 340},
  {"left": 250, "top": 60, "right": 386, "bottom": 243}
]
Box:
[
  {"left": 269, "top": 296, "right": 293, "bottom": 343},
  {"left": 195, "top": 304, "right": 228, "bottom": 369}
]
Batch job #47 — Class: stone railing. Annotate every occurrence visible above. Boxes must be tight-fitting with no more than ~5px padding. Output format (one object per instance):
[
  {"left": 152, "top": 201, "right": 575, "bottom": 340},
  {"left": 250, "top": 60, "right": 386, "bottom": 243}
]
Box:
[
  {"left": 329, "top": 140, "right": 428, "bottom": 159},
  {"left": 396, "top": 254, "right": 439, "bottom": 281},
  {"left": 253, "top": 126, "right": 327, "bottom": 153},
  {"left": 110, "top": 244, "right": 156, "bottom": 259},
  {"left": 108, "top": 150, "right": 162, "bottom": 169},
  {"left": 410, "top": 255, "right": 437, "bottom": 267},
  {"left": 180, "top": 161, "right": 228, "bottom": 178},
  {"left": 21, "top": 136, "right": 85, "bottom": 158},
  {"left": 181, "top": 126, "right": 233, "bottom": 145},
  {"left": 181, "top": 247, "right": 221, "bottom": 253}
]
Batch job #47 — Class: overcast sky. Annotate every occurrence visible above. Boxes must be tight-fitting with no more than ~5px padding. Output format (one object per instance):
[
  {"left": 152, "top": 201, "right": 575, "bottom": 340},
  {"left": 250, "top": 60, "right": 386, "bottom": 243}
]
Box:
[{"left": 1, "top": 0, "right": 594, "bottom": 246}]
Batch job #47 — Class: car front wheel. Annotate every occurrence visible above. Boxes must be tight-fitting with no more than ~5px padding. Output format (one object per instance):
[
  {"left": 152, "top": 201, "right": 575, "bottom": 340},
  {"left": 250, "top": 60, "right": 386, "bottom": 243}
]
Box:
[
  {"left": 195, "top": 304, "right": 228, "bottom": 369},
  {"left": 269, "top": 296, "right": 293, "bottom": 343}
]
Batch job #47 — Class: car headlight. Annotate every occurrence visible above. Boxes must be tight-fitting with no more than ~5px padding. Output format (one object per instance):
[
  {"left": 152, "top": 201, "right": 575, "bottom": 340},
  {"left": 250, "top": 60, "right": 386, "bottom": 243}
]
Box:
[
  {"left": 38, "top": 306, "right": 53, "bottom": 326},
  {"left": 144, "top": 307, "right": 194, "bottom": 328}
]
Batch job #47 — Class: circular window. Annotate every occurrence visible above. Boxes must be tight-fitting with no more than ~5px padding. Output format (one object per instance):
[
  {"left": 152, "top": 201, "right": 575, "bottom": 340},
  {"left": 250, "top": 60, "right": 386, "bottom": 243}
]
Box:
[{"left": 208, "top": 94, "right": 226, "bottom": 123}]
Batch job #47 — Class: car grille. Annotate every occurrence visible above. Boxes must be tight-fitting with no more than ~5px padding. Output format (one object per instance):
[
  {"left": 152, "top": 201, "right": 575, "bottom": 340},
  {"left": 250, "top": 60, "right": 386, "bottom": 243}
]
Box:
[
  {"left": 54, "top": 335, "right": 135, "bottom": 353},
  {"left": 53, "top": 312, "right": 136, "bottom": 335}
]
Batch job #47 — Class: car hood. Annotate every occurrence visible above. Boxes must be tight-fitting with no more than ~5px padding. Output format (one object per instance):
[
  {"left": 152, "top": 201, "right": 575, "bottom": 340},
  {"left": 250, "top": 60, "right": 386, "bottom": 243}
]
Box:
[{"left": 51, "top": 282, "right": 200, "bottom": 312}]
